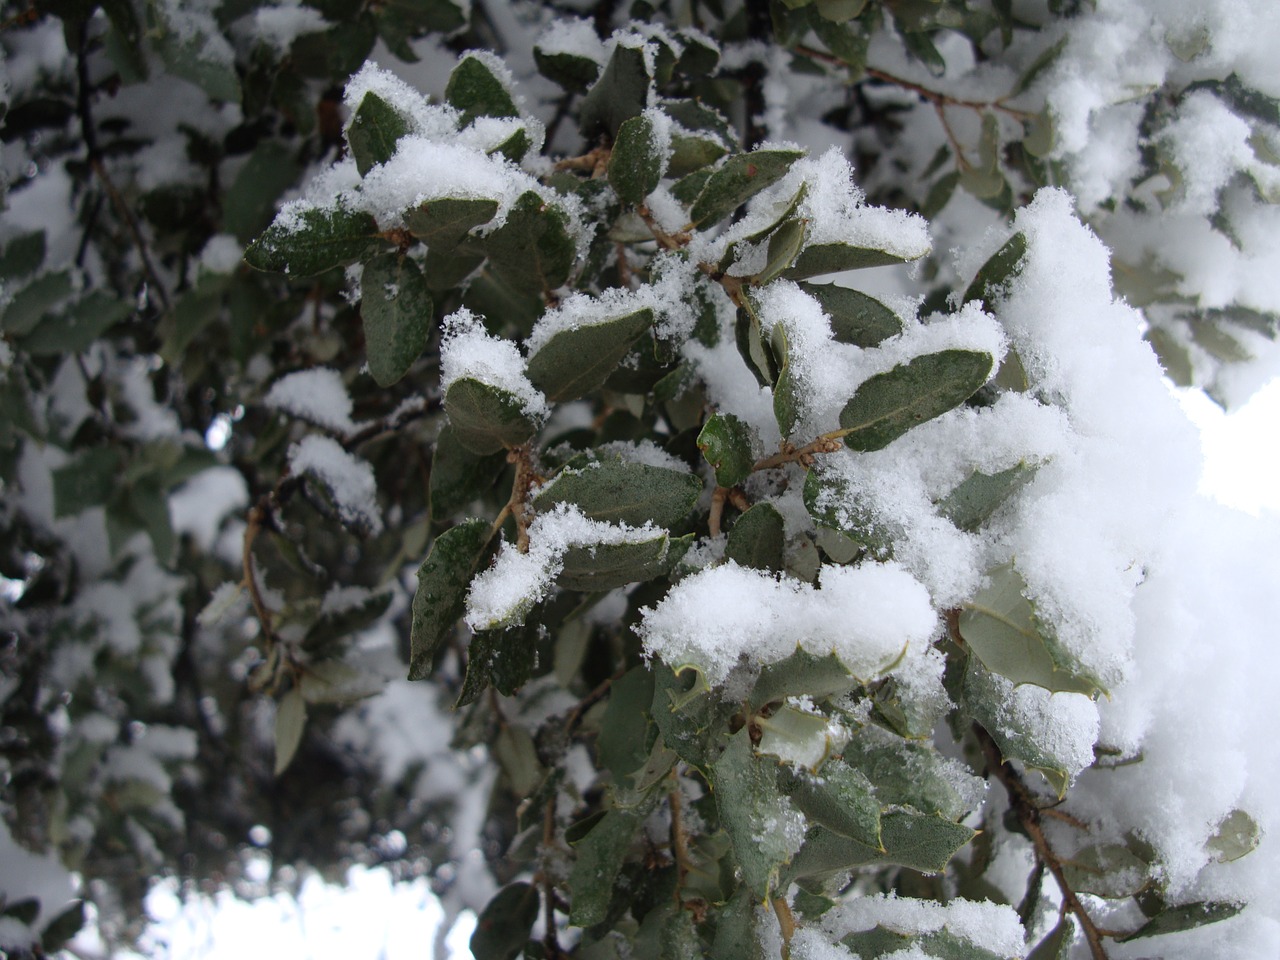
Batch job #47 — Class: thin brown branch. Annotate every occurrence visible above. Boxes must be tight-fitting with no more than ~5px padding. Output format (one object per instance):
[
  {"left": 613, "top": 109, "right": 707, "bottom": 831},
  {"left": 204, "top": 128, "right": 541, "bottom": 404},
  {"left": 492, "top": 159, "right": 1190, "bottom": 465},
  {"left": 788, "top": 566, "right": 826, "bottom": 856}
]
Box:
[
  {"left": 863, "top": 66, "right": 1036, "bottom": 119},
  {"left": 669, "top": 778, "right": 690, "bottom": 906},
  {"left": 709, "top": 486, "right": 729, "bottom": 538},
  {"left": 564, "top": 669, "right": 623, "bottom": 735},
  {"left": 554, "top": 145, "right": 610, "bottom": 175},
  {"left": 976, "top": 725, "right": 1110, "bottom": 960},
  {"left": 541, "top": 798, "right": 562, "bottom": 957},
  {"left": 241, "top": 505, "right": 276, "bottom": 645},
  {"left": 752, "top": 436, "right": 842, "bottom": 472},
  {"left": 506, "top": 444, "right": 540, "bottom": 553}
]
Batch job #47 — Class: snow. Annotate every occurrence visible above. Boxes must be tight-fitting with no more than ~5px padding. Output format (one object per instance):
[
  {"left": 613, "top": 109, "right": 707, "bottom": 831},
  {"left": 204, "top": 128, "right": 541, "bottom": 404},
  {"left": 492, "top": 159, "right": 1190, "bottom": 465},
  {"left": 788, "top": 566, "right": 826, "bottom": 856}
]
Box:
[
  {"left": 440, "top": 308, "right": 550, "bottom": 421},
  {"left": 1158, "top": 91, "right": 1255, "bottom": 216},
  {"left": 265, "top": 368, "right": 358, "bottom": 434},
  {"left": 0, "top": 820, "right": 76, "bottom": 948},
  {"left": 820, "top": 893, "right": 1026, "bottom": 959},
  {"left": 536, "top": 19, "right": 607, "bottom": 65},
  {"left": 170, "top": 467, "right": 250, "bottom": 551},
  {"left": 288, "top": 435, "right": 383, "bottom": 535},
  {"left": 524, "top": 287, "right": 653, "bottom": 357},
  {"left": 637, "top": 560, "right": 936, "bottom": 687},
  {"left": 248, "top": 3, "right": 328, "bottom": 53},
  {"left": 465, "top": 504, "right": 666, "bottom": 630}
]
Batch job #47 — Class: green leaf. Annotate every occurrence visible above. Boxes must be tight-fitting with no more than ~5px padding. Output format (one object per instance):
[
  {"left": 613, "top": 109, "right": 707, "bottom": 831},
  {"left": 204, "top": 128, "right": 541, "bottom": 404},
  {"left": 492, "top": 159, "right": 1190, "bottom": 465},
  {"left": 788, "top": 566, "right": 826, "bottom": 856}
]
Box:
[
  {"left": 783, "top": 241, "right": 924, "bottom": 279},
  {"left": 1027, "top": 918, "right": 1074, "bottom": 960},
  {"left": 19, "top": 291, "right": 131, "bottom": 355},
  {"left": 652, "top": 667, "right": 735, "bottom": 773},
  {"left": 958, "top": 562, "right": 1106, "bottom": 697},
  {"left": 697, "top": 413, "right": 755, "bottom": 488},
  {"left": 299, "top": 660, "right": 385, "bottom": 705},
  {"left": 533, "top": 454, "right": 701, "bottom": 529},
  {"left": 938, "top": 462, "right": 1035, "bottom": 532},
  {"left": 690, "top": 149, "right": 805, "bottom": 226},
  {"left": 771, "top": 324, "right": 803, "bottom": 438},
  {"left": 814, "top": 0, "right": 869, "bottom": 21},
  {"left": 127, "top": 477, "right": 176, "bottom": 565},
  {"left": 458, "top": 627, "right": 538, "bottom": 704},
  {"left": 756, "top": 704, "right": 837, "bottom": 769},
  {"left": 842, "top": 726, "right": 981, "bottom": 821},
  {"left": 38, "top": 900, "right": 86, "bottom": 954},
  {"left": 0, "top": 231, "right": 45, "bottom": 281},
  {"left": 223, "top": 141, "right": 302, "bottom": 243},
  {"left": 802, "top": 466, "right": 892, "bottom": 555},
  {"left": 558, "top": 533, "right": 676, "bottom": 592},
  {"left": 2, "top": 898, "right": 39, "bottom": 925},
  {"left": 1060, "top": 843, "right": 1151, "bottom": 899},
  {"left": 446, "top": 54, "right": 518, "bottom": 126},
  {"left": 471, "top": 883, "right": 540, "bottom": 960},
  {"left": 1207, "top": 809, "right": 1261, "bottom": 863},
  {"left": 963, "top": 233, "right": 1027, "bottom": 307},
  {"left": 580, "top": 44, "right": 650, "bottom": 140},
  {"left": 1, "top": 270, "right": 75, "bottom": 337},
  {"left": 534, "top": 47, "right": 601, "bottom": 93},
  {"left": 568, "top": 809, "right": 645, "bottom": 927},
  {"left": 429, "top": 424, "right": 506, "bottom": 521},
  {"left": 782, "top": 760, "right": 882, "bottom": 849},
  {"left": 361, "top": 252, "right": 433, "bottom": 386},
  {"left": 725, "top": 502, "right": 785, "bottom": 572},
  {"left": 148, "top": 0, "right": 241, "bottom": 101},
  {"left": 796, "top": 282, "right": 902, "bottom": 347},
  {"left": 841, "top": 926, "right": 1007, "bottom": 960},
  {"left": 348, "top": 91, "right": 409, "bottom": 175},
  {"left": 53, "top": 448, "right": 122, "bottom": 517},
  {"left": 1014, "top": 35, "right": 1068, "bottom": 97},
  {"left": 405, "top": 197, "right": 500, "bottom": 248},
  {"left": 755, "top": 218, "right": 808, "bottom": 286},
  {"left": 444, "top": 378, "right": 540, "bottom": 455},
  {"left": 789, "top": 814, "right": 974, "bottom": 878},
  {"left": 749, "top": 648, "right": 860, "bottom": 710},
  {"left": 598, "top": 667, "right": 657, "bottom": 780},
  {"left": 711, "top": 729, "right": 798, "bottom": 898},
  {"left": 1024, "top": 108, "right": 1055, "bottom": 158},
  {"left": 159, "top": 274, "right": 230, "bottom": 365},
  {"left": 922, "top": 170, "right": 961, "bottom": 220},
  {"left": 483, "top": 191, "right": 577, "bottom": 293},
  {"left": 1118, "top": 901, "right": 1243, "bottom": 942},
  {"left": 244, "top": 206, "right": 385, "bottom": 278},
  {"left": 837, "top": 350, "right": 993, "bottom": 452},
  {"left": 526, "top": 307, "right": 654, "bottom": 402},
  {"left": 709, "top": 886, "right": 768, "bottom": 960},
  {"left": 408, "top": 518, "right": 492, "bottom": 680},
  {"left": 609, "top": 113, "right": 667, "bottom": 205},
  {"left": 274, "top": 688, "right": 307, "bottom": 776}
]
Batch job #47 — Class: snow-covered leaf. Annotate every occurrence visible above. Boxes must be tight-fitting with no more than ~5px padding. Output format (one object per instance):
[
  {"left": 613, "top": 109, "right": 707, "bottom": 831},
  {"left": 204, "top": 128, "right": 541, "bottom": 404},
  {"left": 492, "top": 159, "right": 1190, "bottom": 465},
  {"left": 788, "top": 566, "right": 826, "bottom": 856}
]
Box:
[
  {"left": 690, "top": 149, "right": 806, "bottom": 226},
  {"left": 444, "top": 378, "right": 540, "bottom": 455},
  {"left": 710, "top": 729, "right": 803, "bottom": 898},
  {"left": 526, "top": 307, "right": 654, "bottom": 402},
  {"left": 446, "top": 54, "right": 518, "bottom": 126},
  {"left": 1207, "top": 809, "right": 1261, "bottom": 863},
  {"left": 1060, "top": 843, "right": 1151, "bottom": 899},
  {"left": 959, "top": 562, "right": 1106, "bottom": 697},
  {"left": 533, "top": 455, "right": 701, "bottom": 529},
  {"left": 348, "top": 91, "right": 409, "bottom": 175},
  {"left": 1118, "top": 901, "right": 1243, "bottom": 942},
  {"left": 842, "top": 727, "right": 983, "bottom": 821},
  {"left": 938, "top": 462, "right": 1036, "bottom": 532},
  {"left": 796, "top": 281, "right": 902, "bottom": 347},
  {"left": 782, "top": 759, "right": 881, "bottom": 849},
  {"left": 963, "top": 232, "right": 1027, "bottom": 307},
  {"left": 147, "top": 0, "right": 241, "bottom": 102},
  {"left": 837, "top": 350, "right": 993, "bottom": 452},
  {"left": 756, "top": 703, "right": 838, "bottom": 770},
  {"left": 244, "top": 206, "right": 385, "bottom": 278},
  {"left": 750, "top": 649, "right": 861, "bottom": 710}
]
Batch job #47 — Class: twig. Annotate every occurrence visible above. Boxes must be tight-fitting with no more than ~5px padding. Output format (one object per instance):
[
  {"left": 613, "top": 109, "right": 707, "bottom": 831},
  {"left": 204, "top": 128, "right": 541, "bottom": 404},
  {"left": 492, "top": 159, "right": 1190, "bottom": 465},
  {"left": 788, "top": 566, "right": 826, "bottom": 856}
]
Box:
[
  {"left": 752, "top": 436, "right": 842, "bottom": 472},
  {"left": 542, "top": 798, "right": 563, "bottom": 957},
  {"left": 505, "top": 445, "right": 540, "bottom": 553},
  {"left": 241, "top": 505, "right": 276, "bottom": 645},
  {"left": 709, "top": 486, "right": 729, "bottom": 539},
  {"left": 75, "top": 26, "right": 170, "bottom": 314},
  {"left": 862, "top": 66, "right": 1036, "bottom": 119},
  {"left": 669, "top": 777, "right": 690, "bottom": 906},
  {"left": 976, "top": 725, "right": 1110, "bottom": 960},
  {"left": 564, "top": 670, "right": 623, "bottom": 735}
]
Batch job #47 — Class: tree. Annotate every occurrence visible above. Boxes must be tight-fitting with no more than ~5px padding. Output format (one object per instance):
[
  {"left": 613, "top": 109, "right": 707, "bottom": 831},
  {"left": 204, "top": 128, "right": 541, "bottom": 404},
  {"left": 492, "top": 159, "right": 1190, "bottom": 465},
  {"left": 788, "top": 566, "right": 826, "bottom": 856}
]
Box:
[{"left": 1, "top": 1, "right": 1279, "bottom": 957}]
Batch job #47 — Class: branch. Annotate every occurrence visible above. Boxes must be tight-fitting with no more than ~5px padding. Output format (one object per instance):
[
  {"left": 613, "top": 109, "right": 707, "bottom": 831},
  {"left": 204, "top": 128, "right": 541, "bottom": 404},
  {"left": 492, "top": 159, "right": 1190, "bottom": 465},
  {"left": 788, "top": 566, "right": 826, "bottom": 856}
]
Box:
[
  {"left": 752, "top": 436, "right": 842, "bottom": 472},
  {"left": 976, "top": 725, "right": 1110, "bottom": 960}
]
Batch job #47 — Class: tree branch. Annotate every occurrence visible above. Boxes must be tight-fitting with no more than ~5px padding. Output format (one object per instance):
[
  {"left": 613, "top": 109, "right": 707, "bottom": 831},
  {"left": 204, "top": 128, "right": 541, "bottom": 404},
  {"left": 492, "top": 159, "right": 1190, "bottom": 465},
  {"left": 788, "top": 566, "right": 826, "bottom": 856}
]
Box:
[{"left": 976, "top": 724, "right": 1110, "bottom": 960}]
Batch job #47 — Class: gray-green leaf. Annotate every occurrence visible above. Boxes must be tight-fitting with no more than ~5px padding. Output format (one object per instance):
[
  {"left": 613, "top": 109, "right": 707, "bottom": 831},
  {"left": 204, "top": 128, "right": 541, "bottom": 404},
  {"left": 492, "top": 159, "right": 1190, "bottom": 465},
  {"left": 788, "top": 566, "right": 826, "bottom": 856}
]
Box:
[
  {"left": 533, "top": 454, "right": 701, "bottom": 529},
  {"left": 244, "top": 206, "right": 385, "bottom": 278},
  {"left": 697, "top": 412, "right": 755, "bottom": 488},
  {"left": 361, "top": 253, "right": 433, "bottom": 386},
  {"left": 408, "top": 518, "right": 492, "bottom": 680},
  {"left": 526, "top": 308, "right": 653, "bottom": 402},
  {"left": 797, "top": 282, "right": 902, "bottom": 347},
  {"left": 690, "top": 149, "right": 806, "bottom": 227},
  {"left": 838, "top": 350, "right": 993, "bottom": 452},
  {"left": 609, "top": 113, "right": 666, "bottom": 205},
  {"left": 444, "top": 378, "right": 540, "bottom": 455}
]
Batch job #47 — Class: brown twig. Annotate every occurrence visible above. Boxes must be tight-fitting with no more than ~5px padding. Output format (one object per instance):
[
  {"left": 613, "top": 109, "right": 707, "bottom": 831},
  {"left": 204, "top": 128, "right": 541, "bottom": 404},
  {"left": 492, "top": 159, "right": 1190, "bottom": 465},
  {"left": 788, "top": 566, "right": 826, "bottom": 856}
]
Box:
[
  {"left": 506, "top": 445, "right": 540, "bottom": 553},
  {"left": 862, "top": 66, "right": 1036, "bottom": 119},
  {"left": 976, "top": 725, "right": 1110, "bottom": 960},
  {"left": 541, "top": 798, "right": 563, "bottom": 957},
  {"left": 241, "top": 505, "right": 276, "bottom": 645},
  {"left": 752, "top": 436, "right": 842, "bottom": 472},
  {"left": 669, "top": 776, "right": 690, "bottom": 906},
  {"left": 554, "top": 146, "right": 610, "bottom": 176},
  {"left": 709, "top": 486, "right": 729, "bottom": 539}
]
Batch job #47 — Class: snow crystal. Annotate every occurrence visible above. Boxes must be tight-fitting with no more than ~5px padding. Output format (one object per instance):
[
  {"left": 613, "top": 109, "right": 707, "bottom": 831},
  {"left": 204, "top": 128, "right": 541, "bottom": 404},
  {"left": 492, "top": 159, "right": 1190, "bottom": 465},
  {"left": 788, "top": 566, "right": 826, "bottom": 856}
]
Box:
[
  {"left": 637, "top": 561, "right": 936, "bottom": 688},
  {"left": 466, "top": 504, "right": 665, "bottom": 630},
  {"left": 440, "top": 309, "right": 549, "bottom": 420},
  {"left": 197, "top": 233, "right": 243, "bottom": 274},
  {"left": 357, "top": 138, "right": 516, "bottom": 228},
  {"left": 524, "top": 287, "right": 653, "bottom": 357},
  {"left": 536, "top": 18, "right": 607, "bottom": 64},
  {"left": 788, "top": 928, "right": 857, "bottom": 960},
  {"left": 1159, "top": 91, "right": 1254, "bottom": 217},
  {"left": 250, "top": 3, "right": 327, "bottom": 53},
  {"left": 170, "top": 467, "right": 249, "bottom": 551},
  {"left": 821, "top": 894, "right": 1026, "bottom": 959},
  {"left": 265, "top": 367, "right": 357, "bottom": 434},
  {"left": 288, "top": 435, "right": 383, "bottom": 535},
  {"left": 590, "top": 439, "right": 688, "bottom": 472}
]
